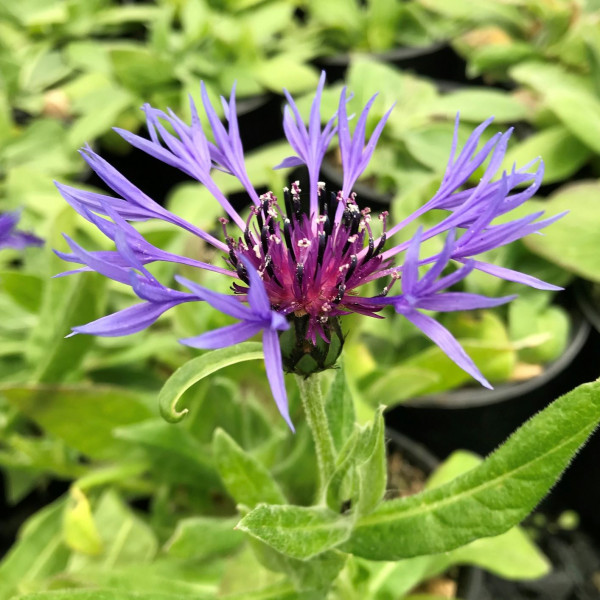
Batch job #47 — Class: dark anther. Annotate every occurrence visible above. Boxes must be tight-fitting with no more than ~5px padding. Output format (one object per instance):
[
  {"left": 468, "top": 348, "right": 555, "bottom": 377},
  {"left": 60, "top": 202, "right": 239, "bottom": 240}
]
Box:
[
  {"left": 333, "top": 283, "right": 346, "bottom": 304},
  {"left": 345, "top": 254, "right": 357, "bottom": 281},
  {"left": 323, "top": 213, "right": 332, "bottom": 237},
  {"left": 283, "top": 219, "right": 296, "bottom": 262},
  {"left": 228, "top": 248, "right": 238, "bottom": 266},
  {"left": 342, "top": 208, "right": 352, "bottom": 228},
  {"left": 349, "top": 212, "right": 361, "bottom": 237},
  {"left": 296, "top": 263, "right": 304, "bottom": 288},
  {"left": 373, "top": 233, "right": 387, "bottom": 258},
  {"left": 317, "top": 231, "right": 327, "bottom": 265},
  {"left": 264, "top": 255, "right": 282, "bottom": 286},
  {"left": 255, "top": 208, "right": 264, "bottom": 232},
  {"left": 244, "top": 227, "right": 253, "bottom": 249},
  {"left": 363, "top": 236, "right": 375, "bottom": 264},
  {"left": 261, "top": 226, "right": 270, "bottom": 254},
  {"left": 293, "top": 195, "right": 302, "bottom": 220},
  {"left": 329, "top": 191, "right": 337, "bottom": 220},
  {"left": 236, "top": 262, "right": 249, "bottom": 284},
  {"left": 318, "top": 183, "right": 326, "bottom": 216},
  {"left": 284, "top": 188, "right": 293, "bottom": 220}
]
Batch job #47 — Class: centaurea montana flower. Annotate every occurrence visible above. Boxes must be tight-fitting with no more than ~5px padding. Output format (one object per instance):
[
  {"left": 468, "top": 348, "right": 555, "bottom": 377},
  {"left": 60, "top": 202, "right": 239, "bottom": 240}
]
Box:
[
  {"left": 55, "top": 73, "right": 562, "bottom": 430},
  {"left": 0, "top": 211, "right": 43, "bottom": 250}
]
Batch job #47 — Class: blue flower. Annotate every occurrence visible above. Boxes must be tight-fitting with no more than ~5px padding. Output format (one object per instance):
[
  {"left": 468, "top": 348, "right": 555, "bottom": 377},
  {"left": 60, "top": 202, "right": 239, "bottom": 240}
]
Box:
[
  {"left": 55, "top": 74, "right": 560, "bottom": 430},
  {"left": 0, "top": 211, "right": 43, "bottom": 250}
]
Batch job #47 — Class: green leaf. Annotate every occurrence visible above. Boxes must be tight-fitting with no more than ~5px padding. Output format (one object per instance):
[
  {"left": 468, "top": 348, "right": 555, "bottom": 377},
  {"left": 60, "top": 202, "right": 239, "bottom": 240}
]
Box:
[
  {"left": 355, "top": 408, "right": 386, "bottom": 516},
  {"left": 0, "top": 271, "right": 43, "bottom": 313},
  {"left": 165, "top": 516, "right": 243, "bottom": 560},
  {"left": 68, "top": 490, "right": 158, "bottom": 572},
  {"left": 221, "top": 582, "right": 310, "bottom": 600},
  {"left": 1, "top": 384, "right": 152, "bottom": 459},
  {"left": 12, "top": 591, "right": 194, "bottom": 600},
  {"left": 27, "top": 269, "right": 107, "bottom": 383},
  {"left": 522, "top": 182, "right": 600, "bottom": 282},
  {"left": 426, "top": 451, "right": 550, "bottom": 579},
  {"left": 252, "top": 57, "right": 319, "bottom": 94},
  {"left": 109, "top": 44, "right": 175, "bottom": 93},
  {"left": 63, "top": 487, "right": 103, "bottom": 556},
  {"left": 501, "top": 126, "right": 591, "bottom": 185},
  {"left": 429, "top": 89, "right": 529, "bottom": 123},
  {"left": 325, "top": 362, "right": 355, "bottom": 452},
  {"left": 246, "top": 539, "right": 346, "bottom": 596},
  {"left": 213, "top": 428, "right": 286, "bottom": 507},
  {"left": 238, "top": 505, "right": 353, "bottom": 560},
  {"left": 0, "top": 500, "right": 69, "bottom": 600},
  {"left": 158, "top": 343, "right": 264, "bottom": 423},
  {"left": 326, "top": 407, "right": 387, "bottom": 515},
  {"left": 509, "top": 299, "right": 570, "bottom": 364},
  {"left": 546, "top": 90, "right": 600, "bottom": 154},
  {"left": 343, "top": 381, "right": 600, "bottom": 560},
  {"left": 450, "top": 526, "right": 550, "bottom": 580},
  {"left": 115, "top": 419, "right": 220, "bottom": 488}
]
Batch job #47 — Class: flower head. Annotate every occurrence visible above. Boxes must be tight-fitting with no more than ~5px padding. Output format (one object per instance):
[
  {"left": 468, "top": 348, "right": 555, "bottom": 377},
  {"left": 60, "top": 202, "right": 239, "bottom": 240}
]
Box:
[
  {"left": 0, "top": 211, "right": 43, "bottom": 251},
  {"left": 55, "top": 74, "right": 560, "bottom": 430}
]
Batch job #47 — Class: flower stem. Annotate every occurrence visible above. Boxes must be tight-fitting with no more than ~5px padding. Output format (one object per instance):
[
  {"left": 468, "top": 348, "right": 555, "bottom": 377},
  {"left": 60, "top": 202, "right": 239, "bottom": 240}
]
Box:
[{"left": 295, "top": 373, "right": 336, "bottom": 502}]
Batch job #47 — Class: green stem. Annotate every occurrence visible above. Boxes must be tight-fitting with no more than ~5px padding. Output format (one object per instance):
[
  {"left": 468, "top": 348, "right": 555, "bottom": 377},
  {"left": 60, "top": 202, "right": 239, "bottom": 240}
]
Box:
[{"left": 295, "top": 373, "right": 337, "bottom": 501}]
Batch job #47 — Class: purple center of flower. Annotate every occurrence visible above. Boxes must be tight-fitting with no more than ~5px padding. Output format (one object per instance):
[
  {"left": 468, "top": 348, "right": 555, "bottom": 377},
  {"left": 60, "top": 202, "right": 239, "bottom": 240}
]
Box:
[{"left": 221, "top": 181, "right": 393, "bottom": 344}]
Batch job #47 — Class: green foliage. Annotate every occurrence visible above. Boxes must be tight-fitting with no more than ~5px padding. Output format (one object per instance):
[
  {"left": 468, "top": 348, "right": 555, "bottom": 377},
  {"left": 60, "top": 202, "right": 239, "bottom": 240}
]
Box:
[
  {"left": 521, "top": 182, "right": 600, "bottom": 283},
  {"left": 344, "top": 381, "right": 600, "bottom": 560},
  {"left": 213, "top": 428, "right": 287, "bottom": 507}
]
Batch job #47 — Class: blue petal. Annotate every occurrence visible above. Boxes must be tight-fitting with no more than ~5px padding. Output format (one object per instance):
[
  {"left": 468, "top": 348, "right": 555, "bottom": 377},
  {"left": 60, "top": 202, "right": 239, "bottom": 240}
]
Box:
[
  {"left": 70, "top": 301, "right": 179, "bottom": 337},
  {"left": 179, "top": 321, "right": 262, "bottom": 349},
  {"left": 400, "top": 309, "right": 492, "bottom": 390},
  {"left": 263, "top": 328, "right": 294, "bottom": 432}
]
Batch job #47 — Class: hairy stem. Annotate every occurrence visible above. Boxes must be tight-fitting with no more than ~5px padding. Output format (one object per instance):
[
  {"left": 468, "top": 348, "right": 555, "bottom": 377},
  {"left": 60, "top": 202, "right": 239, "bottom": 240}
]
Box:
[{"left": 295, "top": 373, "right": 336, "bottom": 502}]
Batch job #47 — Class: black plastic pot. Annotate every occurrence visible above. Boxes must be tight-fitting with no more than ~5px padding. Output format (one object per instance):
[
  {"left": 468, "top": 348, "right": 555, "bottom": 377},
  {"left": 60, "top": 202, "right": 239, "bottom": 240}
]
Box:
[
  {"left": 385, "top": 299, "right": 592, "bottom": 459},
  {"left": 386, "top": 430, "right": 484, "bottom": 599},
  {"left": 315, "top": 42, "right": 468, "bottom": 84},
  {"left": 480, "top": 525, "right": 600, "bottom": 600},
  {"left": 575, "top": 279, "right": 600, "bottom": 335}
]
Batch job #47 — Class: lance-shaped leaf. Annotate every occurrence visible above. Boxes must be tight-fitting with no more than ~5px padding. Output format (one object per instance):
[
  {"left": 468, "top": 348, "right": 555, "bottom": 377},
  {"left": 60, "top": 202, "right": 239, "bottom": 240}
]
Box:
[
  {"left": 343, "top": 381, "right": 600, "bottom": 560},
  {"left": 325, "top": 408, "right": 386, "bottom": 516},
  {"left": 237, "top": 505, "right": 353, "bottom": 560},
  {"left": 213, "top": 428, "right": 286, "bottom": 507}
]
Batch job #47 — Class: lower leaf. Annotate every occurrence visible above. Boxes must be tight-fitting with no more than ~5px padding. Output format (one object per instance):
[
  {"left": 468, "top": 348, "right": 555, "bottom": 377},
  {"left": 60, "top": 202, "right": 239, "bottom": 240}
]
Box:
[{"left": 343, "top": 381, "right": 600, "bottom": 560}]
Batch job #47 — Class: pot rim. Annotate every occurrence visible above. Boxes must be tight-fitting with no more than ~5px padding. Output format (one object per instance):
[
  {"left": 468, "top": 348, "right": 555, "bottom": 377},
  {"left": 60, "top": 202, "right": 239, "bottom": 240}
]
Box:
[
  {"left": 398, "top": 298, "right": 590, "bottom": 409},
  {"left": 317, "top": 41, "right": 449, "bottom": 67}
]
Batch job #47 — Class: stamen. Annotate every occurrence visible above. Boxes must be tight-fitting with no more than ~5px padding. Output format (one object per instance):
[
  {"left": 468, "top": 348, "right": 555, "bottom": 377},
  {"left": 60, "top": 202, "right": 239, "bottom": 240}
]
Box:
[
  {"left": 363, "top": 235, "right": 375, "bottom": 264},
  {"left": 296, "top": 263, "right": 304, "bottom": 287},
  {"left": 218, "top": 216, "right": 229, "bottom": 238},
  {"left": 283, "top": 218, "right": 296, "bottom": 262},
  {"left": 317, "top": 231, "right": 326, "bottom": 265},
  {"left": 373, "top": 233, "right": 387, "bottom": 257},
  {"left": 261, "top": 226, "right": 270, "bottom": 253},
  {"left": 345, "top": 254, "right": 357, "bottom": 281},
  {"left": 236, "top": 262, "right": 249, "bottom": 284},
  {"left": 243, "top": 227, "right": 253, "bottom": 249},
  {"left": 283, "top": 187, "right": 293, "bottom": 220},
  {"left": 264, "top": 254, "right": 281, "bottom": 286},
  {"left": 333, "top": 283, "right": 346, "bottom": 304}
]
